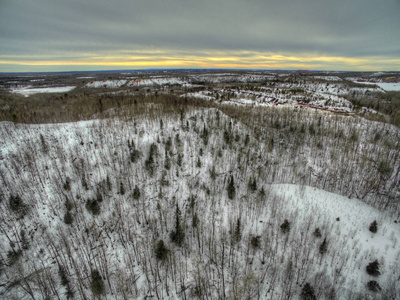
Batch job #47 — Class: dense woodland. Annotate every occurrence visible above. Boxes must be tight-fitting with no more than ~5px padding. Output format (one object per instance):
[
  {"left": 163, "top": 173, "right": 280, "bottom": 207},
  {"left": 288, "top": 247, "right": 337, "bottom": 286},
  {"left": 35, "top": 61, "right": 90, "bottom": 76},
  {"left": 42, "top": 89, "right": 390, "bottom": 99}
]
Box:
[{"left": 0, "top": 73, "right": 400, "bottom": 299}]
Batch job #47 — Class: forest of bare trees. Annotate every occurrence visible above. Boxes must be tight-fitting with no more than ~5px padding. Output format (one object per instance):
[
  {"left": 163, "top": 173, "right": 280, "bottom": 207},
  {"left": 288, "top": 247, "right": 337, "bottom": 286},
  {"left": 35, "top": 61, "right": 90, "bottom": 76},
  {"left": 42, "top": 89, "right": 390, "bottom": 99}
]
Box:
[{"left": 0, "top": 75, "right": 399, "bottom": 299}]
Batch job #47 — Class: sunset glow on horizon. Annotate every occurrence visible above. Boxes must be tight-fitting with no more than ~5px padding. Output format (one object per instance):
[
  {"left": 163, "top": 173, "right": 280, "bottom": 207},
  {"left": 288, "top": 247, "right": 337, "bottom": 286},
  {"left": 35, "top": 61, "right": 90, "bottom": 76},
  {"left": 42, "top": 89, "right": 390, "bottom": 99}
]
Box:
[{"left": 2, "top": 51, "right": 399, "bottom": 73}]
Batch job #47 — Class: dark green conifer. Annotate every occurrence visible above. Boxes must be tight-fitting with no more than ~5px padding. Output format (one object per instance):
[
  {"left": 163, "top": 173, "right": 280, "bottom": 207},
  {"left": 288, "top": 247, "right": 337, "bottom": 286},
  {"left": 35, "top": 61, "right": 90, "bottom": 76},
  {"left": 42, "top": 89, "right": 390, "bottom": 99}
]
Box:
[
  {"left": 369, "top": 220, "right": 378, "bottom": 233},
  {"left": 119, "top": 182, "right": 125, "bottom": 195},
  {"left": 280, "top": 219, "right": 290, "bottom": 234},
  {"left": 300, "top": 282, "right": 317, "bottom": 300},
  {"left": 155, "top": 240, "right": 169, "bottom": 261},
  {"left": 227, "top": 175, "right": 235, "bottom": 200},
  {"left": 90, "top": 269, "right": 105, "bottom": 297},
  {"left": 133, "top": 185, "right": 141, "bottom": 200},
  {"left": 170, "top": 203, "right": 185, "bottom": 246},
  {"left": 319, "top": 237, "right": 328, "bottom": 255}
]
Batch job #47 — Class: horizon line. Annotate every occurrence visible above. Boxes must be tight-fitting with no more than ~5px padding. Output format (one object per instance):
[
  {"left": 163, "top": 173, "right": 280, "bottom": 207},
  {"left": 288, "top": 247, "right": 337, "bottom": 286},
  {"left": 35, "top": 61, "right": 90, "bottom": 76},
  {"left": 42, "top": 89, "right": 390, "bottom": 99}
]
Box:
[{"left": 1, "top": 68, "right": 398, "bottom": 75}]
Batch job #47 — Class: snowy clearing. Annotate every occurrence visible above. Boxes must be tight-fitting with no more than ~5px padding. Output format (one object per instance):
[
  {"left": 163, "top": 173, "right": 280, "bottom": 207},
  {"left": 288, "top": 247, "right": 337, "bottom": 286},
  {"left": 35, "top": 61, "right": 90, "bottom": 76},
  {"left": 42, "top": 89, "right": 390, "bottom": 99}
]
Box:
[
  {"left": 85, "top": 80, "right": 127, "bottom": 88},
  {"left": 10, "top": 86, "right": 76, "bottom": 97},
  {"left": 359, "top": 82, "right": 400, "bottom": 91},
  {"left": 127, "top": 77, "right": 186, "bottom": 86}
]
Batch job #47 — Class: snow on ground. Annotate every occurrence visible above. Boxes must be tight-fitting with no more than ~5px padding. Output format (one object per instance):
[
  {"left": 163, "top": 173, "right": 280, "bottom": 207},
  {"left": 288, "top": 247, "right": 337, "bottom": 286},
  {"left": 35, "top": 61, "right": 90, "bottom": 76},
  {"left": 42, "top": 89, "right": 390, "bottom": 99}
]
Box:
[
  {"left": 85, "top": 80, "right": 127, "bottom": 88},
  {"left": 182, "top": 91, "right": 214, "bottom": 100},
  {"left": 127, "top": 77, "right": 186, "bottom": 86},
  {"left": 358, "top": 82, "right": 400, "bottom": 92},
  {"left": 183, "top": 84, "right": 355, "bottom": 112},
  {"left": 10, "top": 86, "right": 76, "bottom": 97},
  {"left": 268, "top": 184, "right": 400, "bottom": 295},
  {"left": 312, "top": 76, "right": 343, "bottom": 81},
  {"left": 188, "top": 74, "right": 275, "bottom": 83},
  {"left": 1, "top": 109, "right": 399, "bottom": 299}
]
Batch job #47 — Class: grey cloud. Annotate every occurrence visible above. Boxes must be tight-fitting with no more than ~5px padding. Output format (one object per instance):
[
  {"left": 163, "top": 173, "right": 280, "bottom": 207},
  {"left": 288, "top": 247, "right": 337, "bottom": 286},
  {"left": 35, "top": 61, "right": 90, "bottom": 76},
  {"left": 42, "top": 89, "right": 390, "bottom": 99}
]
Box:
[{"left": 0, "top": 0, "right": 399, "bottom": 64}]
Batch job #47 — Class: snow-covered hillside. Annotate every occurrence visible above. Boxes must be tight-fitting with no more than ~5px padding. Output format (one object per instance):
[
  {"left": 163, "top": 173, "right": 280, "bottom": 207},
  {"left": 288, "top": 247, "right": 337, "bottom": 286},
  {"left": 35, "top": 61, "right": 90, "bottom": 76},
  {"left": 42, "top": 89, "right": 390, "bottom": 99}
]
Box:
[
  {"left": 187, "top": 74, "right": 276, "bottom": 84},
  {"left": 127, "top": 77, "right": 186, "bottom": 87},
  {"left": 269, "top": 184, "right": 400, "bottom": 297},
  {"left": 85, "top": 80, "right": 127, "bottom": 88},
  {"left": 0, "top": 105, "right": 399, "bottom": 299},
  {"left": 183, "top": 83, "right": 356, "bottom": 112}
]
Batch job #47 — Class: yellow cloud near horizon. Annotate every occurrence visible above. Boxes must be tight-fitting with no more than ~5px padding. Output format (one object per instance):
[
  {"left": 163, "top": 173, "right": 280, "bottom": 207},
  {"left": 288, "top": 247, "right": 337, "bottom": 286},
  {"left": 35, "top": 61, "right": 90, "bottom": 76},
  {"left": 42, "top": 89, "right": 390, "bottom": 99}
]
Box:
[{"left": 0, "top": 50, "right": 399, "bottom": 72}]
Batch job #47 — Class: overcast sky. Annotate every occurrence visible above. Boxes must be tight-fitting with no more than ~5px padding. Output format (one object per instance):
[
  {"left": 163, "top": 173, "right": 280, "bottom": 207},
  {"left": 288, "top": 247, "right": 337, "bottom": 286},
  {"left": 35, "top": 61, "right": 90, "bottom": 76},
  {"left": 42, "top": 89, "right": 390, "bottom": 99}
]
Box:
[{"left": 1, "top": 0, "right": 399, "bottom": 72}]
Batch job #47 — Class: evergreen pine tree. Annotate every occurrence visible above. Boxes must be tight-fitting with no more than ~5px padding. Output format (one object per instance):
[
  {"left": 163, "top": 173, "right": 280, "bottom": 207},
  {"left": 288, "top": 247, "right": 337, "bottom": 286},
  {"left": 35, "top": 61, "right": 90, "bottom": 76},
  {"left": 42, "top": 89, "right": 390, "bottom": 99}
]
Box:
[
  {"left": 196, "top": 157, "right": 202, "bottom": 168},
  {"left": 202, "top": 125, "right": 209, "bottom": 145},
  {"left": 164, "top": 149, "right": 171, "bottom": 170},
  {"left": 250, "top": 235, "right": 261, "bottom": 248},
  {"left": 129, "top": 141, "right": 141, "bottom": 163},
  {"left": 170, "top": 203, "right": 185, "bottom": 246},
  {"left": 248, "top": 177, "right": 257, "bottom": 192},
  {"left": 319, "top": 237, "right": 328, "bottom": 255},
  {"left": 65, "top": 199, "right": 73, "bottom": 211},
  {"left": 106, "top": 175, "right": 112, "bottom": 191},
  {"left": 180, "top": 108, "right": 185, "bottom": 123},
  {"left": 224, "top": 129, "right": 231, "bottom": 146},
  {"left": 86, "top": 199, "right": 101, "bottom": 215},
  {"left": 244, "top": 134, "right": 250, "bottom": 146},
  {"left": 192, "top": 212, "right": 199, "bottom": 228},
  {"left": 145, "top": 143, "right": 157, "bottom": 176},
  {"left": 64, "top": 211, "right": 73, "bottom": 225},
  {"left": 63, "top": 178, "right": 71, "bottom": 191},
  {"left": 227, "top": 175, "right": 235, "bottom": 200},
  {"left": 119, "top": 182, "right": 125, "bottom": 195},
  {"left": 9, "top": 195, "right": 27, "bottom": 216},
  {"left": 369, "top": 220, "right": 378, "bottom": 233},
  {"left": 280, "top": 219, "right": 291, "bottom": 234},
  {"left": 58, "top": 265, "right": 70, "bottom": 287},
  {"left": 233, "top": 218, "right": 241, "bottom": 243},
  {"left": 90, "top": 269, "right": 105, "bottom": 297},
  {"left": 367, "top": 280, "right": 381, "bottom": 292},
  {"left": 300, "top": 282, "right": 317, "bottom": 300},
  {"left": 165, "top": 136, "right": 172, "bottom": 151},
  {"left": 155, "top": 240, "right": 169, "bottom": 261},
  {"left": 313, "top": 228, "right": 322, "bottom": 238},
  {"left": 175, "top": 134, "right": 181, "bottom": 147},
  {"left": 133, "top": 185, "right": 141, "bottom": 200},
  {"left": 366, "top": 260, "right": 381, "bottom": 276}
]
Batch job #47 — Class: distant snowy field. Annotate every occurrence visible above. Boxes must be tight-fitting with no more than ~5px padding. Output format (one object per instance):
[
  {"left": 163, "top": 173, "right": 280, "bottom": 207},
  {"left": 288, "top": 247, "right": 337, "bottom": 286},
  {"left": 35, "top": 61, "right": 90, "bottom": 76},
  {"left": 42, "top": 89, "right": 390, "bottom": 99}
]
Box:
[
  {"left": 350, "top": 81, "right": 400, "bottom": 91},
  {"left": 370, "top": 82, "right": 400, "bottom": 91},
  {"left": 10, "top": 86, "right": 76, "bottom": 97}
]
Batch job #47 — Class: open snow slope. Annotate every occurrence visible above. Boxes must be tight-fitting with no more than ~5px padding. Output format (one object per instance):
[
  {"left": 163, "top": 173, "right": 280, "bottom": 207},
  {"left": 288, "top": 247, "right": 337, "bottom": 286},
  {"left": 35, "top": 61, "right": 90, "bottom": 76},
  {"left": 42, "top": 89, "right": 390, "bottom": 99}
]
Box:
[{"left": 268, "top": 184, "right": 400, "bottom": 298}]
